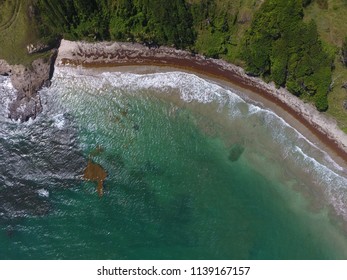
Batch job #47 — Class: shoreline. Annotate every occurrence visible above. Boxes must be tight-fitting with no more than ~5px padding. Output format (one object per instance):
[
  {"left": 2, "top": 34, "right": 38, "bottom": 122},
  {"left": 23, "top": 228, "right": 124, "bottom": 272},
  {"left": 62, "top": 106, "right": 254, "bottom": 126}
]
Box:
[
  {"left": 55, "top": 39, "right": 347, "bottom": 167},
  {"left": 0, "top": 51, "right": 57, "bottom": 122}
]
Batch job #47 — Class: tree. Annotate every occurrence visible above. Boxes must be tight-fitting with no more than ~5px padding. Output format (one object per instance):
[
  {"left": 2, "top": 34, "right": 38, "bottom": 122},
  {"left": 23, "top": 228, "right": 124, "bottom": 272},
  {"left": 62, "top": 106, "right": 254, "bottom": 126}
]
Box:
[
  {"left": 241, "top": 0, "right": 332, "bottom": 111},
  {"left": 342, "top": 37, "right": 347, "bottom": 66},
  {"left": 302, "top": 0, "right": 312, "bottom": 7}
]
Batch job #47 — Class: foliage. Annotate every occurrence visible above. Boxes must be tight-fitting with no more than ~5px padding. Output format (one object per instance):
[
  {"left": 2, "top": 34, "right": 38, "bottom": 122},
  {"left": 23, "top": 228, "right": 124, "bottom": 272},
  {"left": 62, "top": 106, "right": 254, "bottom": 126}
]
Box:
[
  {"left": 118, "top": 0, "right": 194, "bottom": 48},
  {"left": 36, "top": 0, "right": 110, "bottom": 41},
  {"left": 241, "top": 0, "right": 333, "bottom": 111},
  {"left": 317, "top": 0, "right": 329, "bottom": 9},
  {"left": 190, "top": 0, "right": 230, "bottom": 58},
  {"left": 11, "top": 0, "right": 339, "bottom": 113},
  {"left": 302, "top": 0, "right": 313, "bottom": 7},
  {"left": 36, "top": 0, "right": 195, "bottom": 48},
  {"left": 342, "top": 37, "right": 347, "bottom": 66}
]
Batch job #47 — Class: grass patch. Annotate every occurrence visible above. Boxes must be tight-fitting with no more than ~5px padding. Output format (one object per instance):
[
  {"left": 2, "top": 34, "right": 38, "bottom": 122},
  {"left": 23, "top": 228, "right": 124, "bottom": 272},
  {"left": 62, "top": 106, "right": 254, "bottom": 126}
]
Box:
[
  {"left": 0, "top": 0, "right": 41, "bottom": 66},
  {"left": 327, "top": 57, "right": 347, "bottom": 132},
  {"left": 304, "top": 0, "right": 347, "bottom": 130},
  {"left": 304, "top": 0, "right": 347, "bottom": 46}
]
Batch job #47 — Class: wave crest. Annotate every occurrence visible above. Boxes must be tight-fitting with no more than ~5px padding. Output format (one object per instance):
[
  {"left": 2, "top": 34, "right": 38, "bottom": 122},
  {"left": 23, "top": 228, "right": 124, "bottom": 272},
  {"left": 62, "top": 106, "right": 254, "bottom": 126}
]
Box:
[{"left": 52, "top": 67, "right": 347, "bottom": 220}]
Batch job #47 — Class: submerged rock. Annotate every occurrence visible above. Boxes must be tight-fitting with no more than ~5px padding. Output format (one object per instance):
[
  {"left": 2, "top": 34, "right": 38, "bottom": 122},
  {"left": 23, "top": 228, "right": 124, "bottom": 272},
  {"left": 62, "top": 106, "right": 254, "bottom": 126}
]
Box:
[
  {"left": 83, "top": 160, "right": 107, "bottom": 197},
  {"left": 228, "top": 143, "right": 245, "bottom": 162}
]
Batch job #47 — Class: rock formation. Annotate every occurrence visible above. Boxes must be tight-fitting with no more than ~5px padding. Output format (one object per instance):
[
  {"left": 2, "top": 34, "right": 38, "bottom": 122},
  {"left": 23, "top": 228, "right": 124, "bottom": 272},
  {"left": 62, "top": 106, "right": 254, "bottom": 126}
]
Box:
[{"left": 0, "top": 50, "right": 57, "bottom": 122}]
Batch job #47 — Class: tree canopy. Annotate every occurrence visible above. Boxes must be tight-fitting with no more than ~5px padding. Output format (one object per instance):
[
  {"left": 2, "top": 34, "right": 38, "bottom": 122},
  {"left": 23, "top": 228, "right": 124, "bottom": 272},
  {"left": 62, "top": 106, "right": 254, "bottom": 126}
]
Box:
[
  {"left": 36, "top": 0, "right": 195, "bottom": 48},
  {"left": 35, "top": 0, "right": 334, "bottom": 111},
  {"left": 241, "top": 0, "right": 333, "bottom": 111}
]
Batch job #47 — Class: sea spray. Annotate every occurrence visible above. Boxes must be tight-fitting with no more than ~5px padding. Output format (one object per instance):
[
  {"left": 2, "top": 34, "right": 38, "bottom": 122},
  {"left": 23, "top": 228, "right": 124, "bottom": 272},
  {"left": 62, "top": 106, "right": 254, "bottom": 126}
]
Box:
[{"left": 0, "top": 75, "right": 17, "bottom": 121}]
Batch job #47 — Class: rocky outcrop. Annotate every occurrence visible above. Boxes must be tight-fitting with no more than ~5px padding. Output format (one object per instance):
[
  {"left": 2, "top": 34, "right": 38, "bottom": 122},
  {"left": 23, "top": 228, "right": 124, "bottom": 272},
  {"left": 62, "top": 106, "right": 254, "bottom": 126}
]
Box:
[
  {"left": 27, "top": 43, "right": 52, "bottom": 55},
  {"left": 0, "top": 50, "right": 57, "bottom": 122},
  {"left": 0, "top": 59, "right": 11, "bottom": 75}
]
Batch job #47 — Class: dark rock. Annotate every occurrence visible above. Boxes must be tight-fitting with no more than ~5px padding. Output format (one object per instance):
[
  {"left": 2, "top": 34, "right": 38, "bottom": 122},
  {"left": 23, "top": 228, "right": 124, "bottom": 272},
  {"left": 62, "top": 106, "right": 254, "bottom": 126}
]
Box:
[
  {"left": 143, "top": 41, "right": 159, "bottom": 49},
  {"left": 0, "top": 59, "right": 11, "bottom": 75},
  {"left": 26, "top": 43, "right": 51, "bottom": 55},
  {"left": 5, "top": 49, "right": 57, "bottom": 122},
  {"left": 8, "top": 95, "right": 42, "bottom": 122}
]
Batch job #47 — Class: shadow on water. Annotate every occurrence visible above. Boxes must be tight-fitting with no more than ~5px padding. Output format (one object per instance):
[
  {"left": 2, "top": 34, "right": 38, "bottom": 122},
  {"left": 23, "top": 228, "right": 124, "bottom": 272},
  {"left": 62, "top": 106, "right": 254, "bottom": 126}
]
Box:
[{"left": 228, "top": 143, "right": 245, "bottom": 162}]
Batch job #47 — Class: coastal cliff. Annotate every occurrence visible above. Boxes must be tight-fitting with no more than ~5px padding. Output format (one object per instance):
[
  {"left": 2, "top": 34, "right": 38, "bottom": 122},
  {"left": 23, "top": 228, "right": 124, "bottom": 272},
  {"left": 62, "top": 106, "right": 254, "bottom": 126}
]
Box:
[{"left": 0, "top": 50, "right": 57, "bottom": 122}]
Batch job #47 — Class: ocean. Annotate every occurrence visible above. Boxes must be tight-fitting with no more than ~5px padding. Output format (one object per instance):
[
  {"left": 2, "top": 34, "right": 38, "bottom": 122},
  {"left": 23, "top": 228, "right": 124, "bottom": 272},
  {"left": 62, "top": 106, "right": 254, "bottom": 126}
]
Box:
[{"left": 1, "top": 67, "right": 347, "bottom": 259}]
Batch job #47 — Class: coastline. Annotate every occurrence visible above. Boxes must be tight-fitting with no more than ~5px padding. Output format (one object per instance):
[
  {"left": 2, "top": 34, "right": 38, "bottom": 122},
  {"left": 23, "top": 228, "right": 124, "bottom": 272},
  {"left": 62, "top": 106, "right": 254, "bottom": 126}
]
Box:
[
  {"left": 55, "top": 39, "right": 347, "bottom": 167},
  {"left": 0, "top": 51, "right": 57, "bottom": 122}
]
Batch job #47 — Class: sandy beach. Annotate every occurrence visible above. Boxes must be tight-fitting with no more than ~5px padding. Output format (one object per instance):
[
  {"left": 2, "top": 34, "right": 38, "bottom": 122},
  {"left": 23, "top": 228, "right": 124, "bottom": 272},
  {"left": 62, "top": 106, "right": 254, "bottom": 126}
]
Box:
[{"left": 55, "top": 39, "right": 347, "bottom": 167}]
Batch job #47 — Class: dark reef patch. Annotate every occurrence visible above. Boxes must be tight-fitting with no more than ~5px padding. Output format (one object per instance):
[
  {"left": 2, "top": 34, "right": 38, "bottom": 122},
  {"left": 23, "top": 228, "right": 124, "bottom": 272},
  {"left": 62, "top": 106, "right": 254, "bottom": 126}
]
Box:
[
  {"left": 83, "top": 160, "right": 107, "bottom": 197},
  {"left": 228, "top": 143, "right": 245, "bottom": 162}
]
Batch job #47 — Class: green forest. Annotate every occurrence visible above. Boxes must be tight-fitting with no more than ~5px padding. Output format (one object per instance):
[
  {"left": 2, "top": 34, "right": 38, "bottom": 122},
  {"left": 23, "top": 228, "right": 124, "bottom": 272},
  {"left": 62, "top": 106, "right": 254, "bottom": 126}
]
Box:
[
  {"left": 241, "top": 0, "right": 333, "bottom": 111},
  {"left": 1, "top": 0, "right": 347, "bottom": 122}
]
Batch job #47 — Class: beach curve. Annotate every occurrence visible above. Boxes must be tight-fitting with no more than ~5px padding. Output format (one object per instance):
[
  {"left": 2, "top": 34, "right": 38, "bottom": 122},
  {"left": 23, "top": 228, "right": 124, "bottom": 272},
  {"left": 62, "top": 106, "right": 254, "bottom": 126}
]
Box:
[{"left": 55, "top": 39, "right": 347, "bottom": 167}]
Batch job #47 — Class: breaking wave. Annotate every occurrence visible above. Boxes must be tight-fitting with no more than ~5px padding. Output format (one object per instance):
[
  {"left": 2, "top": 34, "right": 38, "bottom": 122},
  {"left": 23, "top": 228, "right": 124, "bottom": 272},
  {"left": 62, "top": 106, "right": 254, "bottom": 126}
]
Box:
[
  {"left": 51, "top": 67, "right": 347, "bottom": 220},
  {"left": 1, "top": 66, "right": 346, "bottom": 220}
]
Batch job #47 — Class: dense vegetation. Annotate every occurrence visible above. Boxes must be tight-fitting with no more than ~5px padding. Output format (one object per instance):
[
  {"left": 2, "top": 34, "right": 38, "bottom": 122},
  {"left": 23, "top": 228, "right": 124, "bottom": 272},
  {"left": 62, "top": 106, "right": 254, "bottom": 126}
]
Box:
[
  {"left": 1, "top": 0, "right": 346, "bottom": 116},
  {"left": 241, "top": 0, "right": 333, "bottom": 111},
  {"left": 342, "top": 37, "right": 347, "bottom": 66},
  {"left": 34, "top": 0, "right": 335, "bottom": 111},
  {"left": 36, "top": 0, "right": 195, "bottom": 48}
]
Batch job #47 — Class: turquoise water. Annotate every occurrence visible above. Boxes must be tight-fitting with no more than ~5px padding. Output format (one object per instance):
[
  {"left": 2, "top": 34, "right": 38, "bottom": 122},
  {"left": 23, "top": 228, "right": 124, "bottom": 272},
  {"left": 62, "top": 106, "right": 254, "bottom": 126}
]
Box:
[{"left": 1, "top": 69, "right": 347, "bottom": 259}]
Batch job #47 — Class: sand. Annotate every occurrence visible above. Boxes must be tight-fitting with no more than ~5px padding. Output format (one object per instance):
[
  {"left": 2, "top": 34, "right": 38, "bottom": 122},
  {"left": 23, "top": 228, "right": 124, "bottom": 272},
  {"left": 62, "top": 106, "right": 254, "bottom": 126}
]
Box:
[{"left": 55, "top": 39, "right": 347, "bottom": 167}]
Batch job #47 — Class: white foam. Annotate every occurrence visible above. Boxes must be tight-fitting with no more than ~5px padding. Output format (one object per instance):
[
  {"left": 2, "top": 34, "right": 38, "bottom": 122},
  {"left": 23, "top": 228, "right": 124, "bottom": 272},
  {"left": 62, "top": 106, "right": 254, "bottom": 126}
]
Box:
[
  {"left": 37, "top": 188, "right": 49, "bottom": 198},
  {"left": 52, "top": 114, "right": 65, "bottom": 129},
  {"left": 0, "top": 76, "right": 17, "bottom": 118},
  {"left": 248, "top": 103, "right": 263, "bottom": 115},
  {"left": 294, "top": 145, "right": 347, "bottom": 217},
  {"left": 242, "top": 101, "right": 346, "bottom": 172},
  {"left": 54, "top": 67, "right": 244, "bottom": 105},
  {"left": 51, "top": 66, "right": 347, "bottom": 219}
]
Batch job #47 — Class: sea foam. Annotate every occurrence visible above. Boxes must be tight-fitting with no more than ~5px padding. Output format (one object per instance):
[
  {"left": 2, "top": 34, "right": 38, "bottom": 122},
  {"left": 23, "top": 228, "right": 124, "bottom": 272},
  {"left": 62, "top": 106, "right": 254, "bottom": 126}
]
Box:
[
  {"left": 0, "top": 75, "right": 17, "bottom": 120},
  {"left": 51, "top": 67, "right": 347, "bottom": 220}
]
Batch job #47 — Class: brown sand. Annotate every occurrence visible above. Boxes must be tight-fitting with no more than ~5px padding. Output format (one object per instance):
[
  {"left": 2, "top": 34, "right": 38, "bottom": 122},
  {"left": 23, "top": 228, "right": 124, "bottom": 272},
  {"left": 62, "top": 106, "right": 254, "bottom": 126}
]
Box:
[{"left": 56, "top": 40, "right": 347, "bottom": 167}]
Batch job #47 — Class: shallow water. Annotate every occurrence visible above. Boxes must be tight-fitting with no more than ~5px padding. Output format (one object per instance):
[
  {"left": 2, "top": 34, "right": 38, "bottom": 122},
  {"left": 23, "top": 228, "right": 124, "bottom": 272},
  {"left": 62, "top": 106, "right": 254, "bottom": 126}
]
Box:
[{"left": 1, "top": 69, "right": 347, "bottom": 259}]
